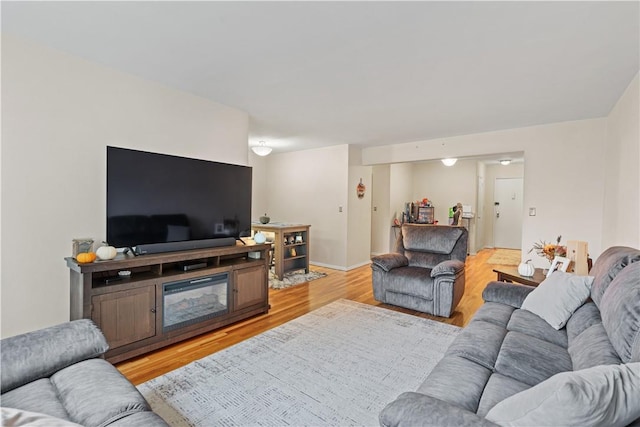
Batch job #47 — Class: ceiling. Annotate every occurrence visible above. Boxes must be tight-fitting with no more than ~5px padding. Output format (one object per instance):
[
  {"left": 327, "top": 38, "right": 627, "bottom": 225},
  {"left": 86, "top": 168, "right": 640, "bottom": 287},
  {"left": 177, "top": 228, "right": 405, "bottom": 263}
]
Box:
[{"left": 2, "top": 1, "right": 639, "bottom": 155}]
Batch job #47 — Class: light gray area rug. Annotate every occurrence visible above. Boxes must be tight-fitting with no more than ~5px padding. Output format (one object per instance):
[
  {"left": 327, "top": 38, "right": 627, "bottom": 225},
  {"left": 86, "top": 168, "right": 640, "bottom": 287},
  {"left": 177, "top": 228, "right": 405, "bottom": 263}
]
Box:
[
  {"left": 268, "top": 269, "right": 327, "bottom": 289},
  {"left": 138, "top": 299, "right": 461, "bottom": 426}
]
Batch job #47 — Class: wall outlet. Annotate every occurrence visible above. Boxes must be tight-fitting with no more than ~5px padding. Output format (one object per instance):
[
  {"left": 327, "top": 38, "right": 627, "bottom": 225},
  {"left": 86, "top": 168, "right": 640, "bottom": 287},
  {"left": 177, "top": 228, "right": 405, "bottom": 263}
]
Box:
[{"left": 339, "top": 206, "right": 343, "bottom": 212}]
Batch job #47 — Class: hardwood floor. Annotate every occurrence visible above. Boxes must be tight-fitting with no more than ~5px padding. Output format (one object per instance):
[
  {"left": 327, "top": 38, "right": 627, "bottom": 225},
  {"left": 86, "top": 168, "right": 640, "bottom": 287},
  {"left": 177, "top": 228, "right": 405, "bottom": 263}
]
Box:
[{"left": 116, "top": 248, "right": 504, "bottom": 385}]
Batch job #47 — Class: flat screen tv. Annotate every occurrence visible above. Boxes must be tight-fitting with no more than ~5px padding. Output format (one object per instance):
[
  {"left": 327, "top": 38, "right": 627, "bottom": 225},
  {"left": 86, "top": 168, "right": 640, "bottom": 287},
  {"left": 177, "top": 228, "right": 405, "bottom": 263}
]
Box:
[{"left": 107, "top": 146, "right": 252, "bottom": 255}]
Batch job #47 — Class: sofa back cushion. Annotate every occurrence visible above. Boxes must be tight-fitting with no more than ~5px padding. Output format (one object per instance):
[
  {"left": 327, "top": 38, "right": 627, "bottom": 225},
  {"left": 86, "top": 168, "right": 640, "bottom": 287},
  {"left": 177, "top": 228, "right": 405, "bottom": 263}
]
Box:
[
  {"left": 590, "top": 246, "right": 640, "bottom": 307},
  {"left": 399, "top": 225, "right": 467, "bottom": 268},
  {"left": 599, "top": 262, "right": 640, "bottom": 363}
]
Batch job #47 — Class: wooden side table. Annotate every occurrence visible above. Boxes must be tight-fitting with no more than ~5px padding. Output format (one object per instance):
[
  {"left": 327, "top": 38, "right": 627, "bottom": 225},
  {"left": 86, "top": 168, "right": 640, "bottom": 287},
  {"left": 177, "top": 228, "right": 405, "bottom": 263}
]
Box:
[
  {"left": 251, "top": 223, "right": 310, "bottom": 281},
  {"left": 493, "top": 266, "right": 546, "bottom": 287}
]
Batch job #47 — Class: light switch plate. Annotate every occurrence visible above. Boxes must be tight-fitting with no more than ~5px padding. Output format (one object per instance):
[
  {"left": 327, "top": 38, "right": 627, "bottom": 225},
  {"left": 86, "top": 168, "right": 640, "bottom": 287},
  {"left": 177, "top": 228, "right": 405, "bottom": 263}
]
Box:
[{"left": 529, "top": 207, "right": 536, "bottom": 216}]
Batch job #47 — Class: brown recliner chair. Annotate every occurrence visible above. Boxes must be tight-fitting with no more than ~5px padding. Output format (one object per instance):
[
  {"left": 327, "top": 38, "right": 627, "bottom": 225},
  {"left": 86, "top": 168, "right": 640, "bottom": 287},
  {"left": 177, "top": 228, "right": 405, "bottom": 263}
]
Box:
[{"left": 371, "top": 224, "right": 468, "bottom": 317}]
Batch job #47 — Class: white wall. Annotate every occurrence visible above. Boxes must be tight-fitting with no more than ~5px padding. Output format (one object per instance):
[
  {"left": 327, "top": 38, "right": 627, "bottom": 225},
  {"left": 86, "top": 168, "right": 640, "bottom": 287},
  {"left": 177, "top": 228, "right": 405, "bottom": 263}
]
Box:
[
  {"left": 263, "top": 145, "right": 349, "bottom": 269},
  {"left": 364, "top": 118, "right": 609, "bottom": 267},
  {"left": 602, "top": 73, "right": 640, "bottom": 249},
  {"left": 1, "top": 36, "right": 249, "bottom": 337},
  {"left": 371, "top": 165, "right": 390, "bottom": 255},
  {"left": 346, "top": 146, "right": 372, "bottom": 269},
  {"left": 389, "top": 163, "right": 414, "bottom": 251},
  {"left": 249, "top": 152, "right": 269, "bottom": 222}
]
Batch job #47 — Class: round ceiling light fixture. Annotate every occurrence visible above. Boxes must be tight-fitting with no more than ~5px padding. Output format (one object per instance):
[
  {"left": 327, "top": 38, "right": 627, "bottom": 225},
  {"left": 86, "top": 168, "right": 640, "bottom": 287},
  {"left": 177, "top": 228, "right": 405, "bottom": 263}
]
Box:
[
  {"left": 499, "top": 159, "right": 512, "bottom": 166},
  {"left": 441, "top": 158, "right": 458, "bottom": 166},
  {"left": 251, "top": 141, "right": 272, "bottom": 156}
]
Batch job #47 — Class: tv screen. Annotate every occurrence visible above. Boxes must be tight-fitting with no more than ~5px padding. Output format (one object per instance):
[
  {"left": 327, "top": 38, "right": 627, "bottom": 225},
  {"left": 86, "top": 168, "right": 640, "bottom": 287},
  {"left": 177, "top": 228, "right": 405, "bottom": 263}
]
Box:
[{"left": 107, "top": 146, "right": 252, "bottom": 252}]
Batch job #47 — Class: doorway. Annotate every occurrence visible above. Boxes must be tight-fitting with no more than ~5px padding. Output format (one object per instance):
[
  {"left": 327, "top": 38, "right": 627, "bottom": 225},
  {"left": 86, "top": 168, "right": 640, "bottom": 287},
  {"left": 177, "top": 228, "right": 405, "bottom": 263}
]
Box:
[{"left": 493, "top": 178, "right": 523, "bottom": 249}]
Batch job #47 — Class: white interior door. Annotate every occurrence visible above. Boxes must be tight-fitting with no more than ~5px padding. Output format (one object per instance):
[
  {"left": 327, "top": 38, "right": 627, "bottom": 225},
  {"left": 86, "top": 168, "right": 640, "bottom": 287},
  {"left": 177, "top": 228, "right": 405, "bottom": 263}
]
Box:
[{"left": 493, "top": 178, "right": 523, "bottom": 249}]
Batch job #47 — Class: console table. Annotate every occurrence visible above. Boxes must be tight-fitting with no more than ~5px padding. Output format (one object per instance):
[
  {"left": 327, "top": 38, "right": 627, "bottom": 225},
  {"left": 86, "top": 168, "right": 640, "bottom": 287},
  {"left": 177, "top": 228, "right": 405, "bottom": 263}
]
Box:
[
  {"left": 66, "top": 242, "right": 270, "bottom": 363},
  {"left": 493, "top": 266, "right": 546, "bottom": 287},
  {"left": 251, "top": 223, "right": 310, "bottom": 281}
]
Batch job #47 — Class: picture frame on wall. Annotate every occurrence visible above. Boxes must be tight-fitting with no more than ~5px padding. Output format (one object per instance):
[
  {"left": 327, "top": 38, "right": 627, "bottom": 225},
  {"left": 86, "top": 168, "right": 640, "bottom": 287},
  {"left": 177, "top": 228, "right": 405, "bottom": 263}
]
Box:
[{"left": 547, "top": 256, "right": 571, "bottom": 278}]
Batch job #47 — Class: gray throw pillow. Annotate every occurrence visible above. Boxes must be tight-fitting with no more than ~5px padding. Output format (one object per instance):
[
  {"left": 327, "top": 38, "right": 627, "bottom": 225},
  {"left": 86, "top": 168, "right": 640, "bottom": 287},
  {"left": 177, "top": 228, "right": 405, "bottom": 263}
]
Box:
[
  {"left": 485, "top": 363, "right": 640, "bottom": 427},
  {"left": 521, "top": 271, "right": 594, "bottom": 330}
]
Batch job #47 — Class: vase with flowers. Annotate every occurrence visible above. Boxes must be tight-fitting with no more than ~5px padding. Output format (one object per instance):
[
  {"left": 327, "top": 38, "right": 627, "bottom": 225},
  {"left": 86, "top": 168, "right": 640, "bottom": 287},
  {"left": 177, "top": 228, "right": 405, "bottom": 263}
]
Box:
[{"left": 529, "top": 235, "right": 567, "bottom": 271}]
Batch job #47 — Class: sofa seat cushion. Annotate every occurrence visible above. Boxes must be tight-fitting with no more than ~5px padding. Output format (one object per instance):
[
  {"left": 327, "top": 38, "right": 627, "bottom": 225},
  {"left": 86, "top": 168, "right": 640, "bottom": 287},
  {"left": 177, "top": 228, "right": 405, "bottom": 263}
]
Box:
[
  {"left": 445, "top": 320, "right": 507, "bottom": 370},
  {"left": 507, "top": 309, "right": 568, "bottom": 348},
  {"left": 469, "top": 302, "right": 515, "bottom": 329},
  {"left": 566, "top": 301, "right": 602, "bottom": 341},
  {"left": 50, "top": 358, "right": 150, "bottom": 427},
  {"left": 476, "top": 373, "right": 530, "bottom": 417},
  {"left": 589, "top": 246, "right": 640, "bottom": 306},
  {"left": 599, "top": 262, "right": 640, "bottom": 363},
  {"left": 569, "top": 323, "right": 622, "bottom": 370},
  {"left": 494, "top": 332, "right": 572, "bottom": 387},
  {"left": 384, "top": 266, "right": 433, "bottom": 300},
  {"left": 1, "top": 379, "right": 70, "bottom": 421},
  {"left": 417, "top": 355, "right": 492, "bottom": 413}
]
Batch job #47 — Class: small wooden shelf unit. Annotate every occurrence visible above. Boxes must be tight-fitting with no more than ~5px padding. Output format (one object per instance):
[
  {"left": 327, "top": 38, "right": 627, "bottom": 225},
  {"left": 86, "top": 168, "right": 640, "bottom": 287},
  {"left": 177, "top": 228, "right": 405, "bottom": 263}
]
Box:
[
  {"left": 251, "top": 223, "right": 310, "bottom": 281},
  {"left": 66, "top": 242, "right": 271, "bottom": 363}
]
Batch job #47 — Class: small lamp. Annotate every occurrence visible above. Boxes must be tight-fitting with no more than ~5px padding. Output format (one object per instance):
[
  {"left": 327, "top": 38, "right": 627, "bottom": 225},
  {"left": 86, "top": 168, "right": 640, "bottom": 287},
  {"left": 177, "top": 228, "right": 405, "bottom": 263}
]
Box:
[{"left": 251, "top": 141, "right": 272, "bottom": 156}]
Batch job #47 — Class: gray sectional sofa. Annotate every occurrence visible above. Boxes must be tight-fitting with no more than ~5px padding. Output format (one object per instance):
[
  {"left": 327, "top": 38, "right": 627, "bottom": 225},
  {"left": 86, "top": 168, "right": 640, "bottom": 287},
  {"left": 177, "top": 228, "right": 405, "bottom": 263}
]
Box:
[
  {"left": 1, "top": 319, "right": 167, "bottom": 426},
  {"left": 380, "top": 246, "right": 640, "bottom": 426}
]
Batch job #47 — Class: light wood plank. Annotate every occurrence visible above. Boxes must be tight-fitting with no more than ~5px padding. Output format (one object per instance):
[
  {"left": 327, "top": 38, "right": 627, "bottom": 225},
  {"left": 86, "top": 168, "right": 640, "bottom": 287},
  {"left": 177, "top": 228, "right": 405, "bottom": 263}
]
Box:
[{"left": 116, "top": 248, "right": 503, "bottom": 385}]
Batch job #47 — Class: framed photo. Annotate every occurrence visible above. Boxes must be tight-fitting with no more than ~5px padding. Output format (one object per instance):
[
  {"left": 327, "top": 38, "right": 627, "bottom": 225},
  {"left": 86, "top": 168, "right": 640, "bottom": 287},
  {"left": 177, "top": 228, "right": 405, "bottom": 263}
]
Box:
[{"left": 547, "top": 256, "right": 571, "bottom": 278}]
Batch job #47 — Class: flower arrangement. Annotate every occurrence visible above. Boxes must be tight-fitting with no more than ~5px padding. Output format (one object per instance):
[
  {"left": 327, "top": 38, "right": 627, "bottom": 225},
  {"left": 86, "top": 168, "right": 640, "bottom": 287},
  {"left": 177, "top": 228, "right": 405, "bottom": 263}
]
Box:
[{"left": 529, "top": 235, "right": 567, "bottom": 263}]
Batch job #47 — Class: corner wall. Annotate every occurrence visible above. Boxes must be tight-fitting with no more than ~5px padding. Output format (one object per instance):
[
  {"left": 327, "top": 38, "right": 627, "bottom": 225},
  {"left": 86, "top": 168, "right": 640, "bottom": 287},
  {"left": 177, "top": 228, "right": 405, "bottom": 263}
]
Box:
[
  {"left": 1, "top": 35, "right": 249, "bottom": 337},
  {"left": 602, "top": 73, "right": 640, "bottom": 249}
]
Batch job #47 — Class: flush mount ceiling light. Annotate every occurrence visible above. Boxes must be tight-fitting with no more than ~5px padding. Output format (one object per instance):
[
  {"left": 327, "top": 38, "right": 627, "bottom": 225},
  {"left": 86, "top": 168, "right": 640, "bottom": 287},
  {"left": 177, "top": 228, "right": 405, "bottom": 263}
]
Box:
[
  {"left": 500, "top": 159, "right": 512, "bottom": 165},
  {"left": 251, "top": 141, "right": 272, "bottom": 156},
  {"left": 441, "top": 158, "right": 457, "bottom": 166}
]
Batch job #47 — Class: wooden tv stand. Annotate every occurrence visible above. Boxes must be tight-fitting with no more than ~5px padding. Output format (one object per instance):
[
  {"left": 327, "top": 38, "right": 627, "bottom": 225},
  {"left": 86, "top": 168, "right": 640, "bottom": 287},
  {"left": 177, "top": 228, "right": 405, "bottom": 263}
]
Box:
[{"left": 65, "top": 242, "right": 270, "bottom": 363}]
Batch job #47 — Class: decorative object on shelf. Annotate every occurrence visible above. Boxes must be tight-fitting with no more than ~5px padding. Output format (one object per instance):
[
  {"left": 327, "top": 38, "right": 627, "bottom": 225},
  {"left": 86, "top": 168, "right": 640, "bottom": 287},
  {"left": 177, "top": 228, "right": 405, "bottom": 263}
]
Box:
[
  {"left": 76, "top": 252, "right": 97, "bottom": 264},
  {"left": 251, "top": 141, "right": 272, "bottom": 156},
  {"left": 547, "top": 256, "right": 571, "bottom": 278},
  {"left": 290, "top": 247, "right": 297, "bottom": 257},
  {"left": 96, "top": 242, "right": 117, "bottom": 260},
  {"left": 441, "top": 158, "right": 457, "bottom": 166},
  {"left": 253, "top": 232, "right": 267, "bottom": 244},
  {"left": 529, "top": 235, "right": 567, "bottom": 263},
  {"left": 518, "top": 259, "right": 535, "bottom": 277},
  {"left": 259, "top": 214, "right": 270, "bottom": 224},
  {"left": 295, "top": 234, "right": 303, "bottom": 243},
  {"left": 72, "top": 238, "right": 94, "bottom": 257},
  {"left": 356, "top": 178, "right": 366, "bottom": 199}
]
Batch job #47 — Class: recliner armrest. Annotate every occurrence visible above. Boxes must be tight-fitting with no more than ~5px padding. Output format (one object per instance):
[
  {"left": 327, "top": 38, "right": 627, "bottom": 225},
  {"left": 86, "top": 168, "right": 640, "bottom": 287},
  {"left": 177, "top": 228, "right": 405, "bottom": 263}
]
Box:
[
  {"left": 379, "top": 392, "right": 498, "bottom": 427},
  {"left": 1, "top": 319, "right": 109, "bottom": 393},
  {"left": 371, "top": 253, "right": 409, "bottom": 272},
  {"left": 431, "top": 260, "right": 465, "bottom": 278},
  {"left": 482, "top": 281, "right": 536, "bottom": 308}
]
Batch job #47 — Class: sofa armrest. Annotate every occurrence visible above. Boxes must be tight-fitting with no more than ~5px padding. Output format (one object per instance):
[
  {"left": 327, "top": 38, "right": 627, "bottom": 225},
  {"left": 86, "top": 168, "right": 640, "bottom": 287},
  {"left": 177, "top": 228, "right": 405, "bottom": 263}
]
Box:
[
  {"left": 1, "top": 319, "right": 109, "bottom": 393},
  {"left": 371, "top": 253, "right": 409, "bottom": 272},
  {"left": 482, "top": 281, "right": 536, "bottom": 309},
  {"left": 379, "top": 392, "right": 498, "bottom": 427},
  {"left": 431, "top": 260, "right": 465, "bottom": 278}
]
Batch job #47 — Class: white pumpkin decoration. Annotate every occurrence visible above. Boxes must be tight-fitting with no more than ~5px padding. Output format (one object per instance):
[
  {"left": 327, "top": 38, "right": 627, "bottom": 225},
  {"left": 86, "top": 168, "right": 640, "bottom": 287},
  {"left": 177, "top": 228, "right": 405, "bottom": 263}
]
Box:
[
  {"left": 253, "top": 232, "right": 267, "bottom": 244},
  {"left": 518, "top": 259, "right": 535, "bottom": 277},
  {"left": 96, "top": 244, "right": 118, "bottom": 260}
]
